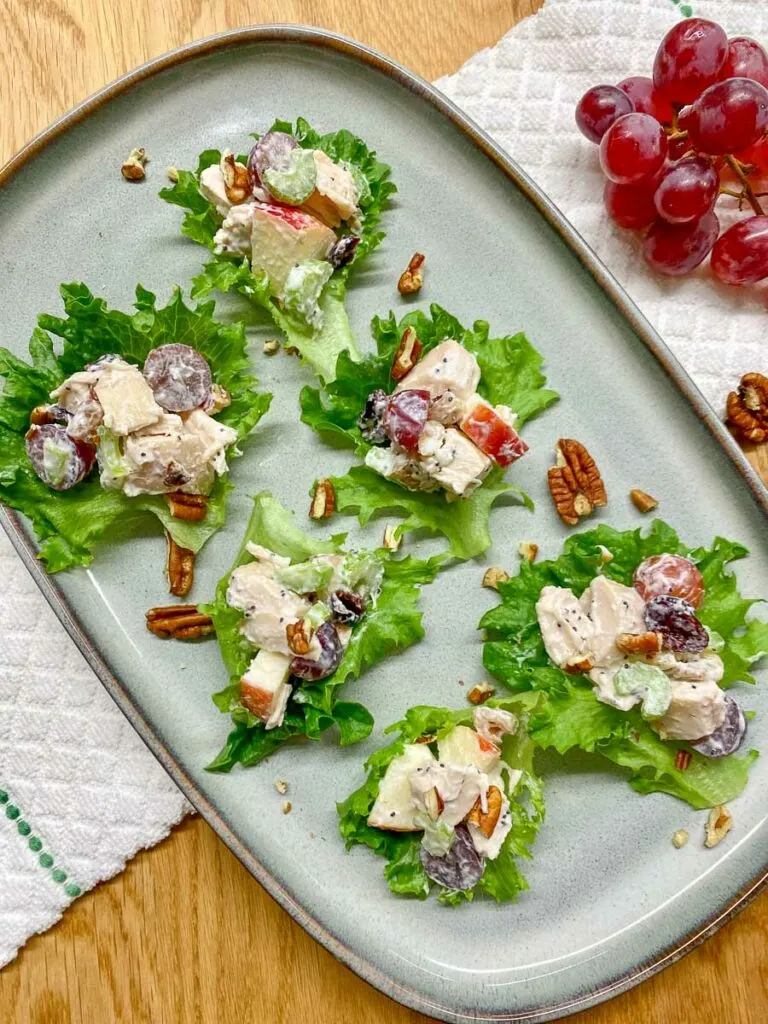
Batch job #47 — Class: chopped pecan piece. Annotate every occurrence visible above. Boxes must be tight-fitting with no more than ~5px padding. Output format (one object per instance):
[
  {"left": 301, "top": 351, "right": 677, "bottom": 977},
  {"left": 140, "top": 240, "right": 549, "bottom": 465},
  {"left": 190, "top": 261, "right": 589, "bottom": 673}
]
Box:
[
  {"left": 467, "top": 682, "right": 495, "bottom": 705},
  {"left": 563, "top": 655, "right": 594, "bottom": 674},
  {"left": 630, "top": 489, "right": 659, "bottom": 513},
  {"left": 166, "top": 533, "right": 195, "bottom": 596},
  {"left": 675, "top": 749, "right": 692, "bottom": 771},
  {"left": 482, "top": 567, "right": 509, "bottom": 590},
  {"left": 146, "top": 604, "right": 214, "bottom": 639},
  {"left": 616, "top": 631, "right": 663, "bottom": 655},
  {"left": 423, "top": 787, "right": 444, "bottom": 821},
  {"left": 310, "top": 479, "right": 335, "bottom": 519},
  {"left": 414, "top": 733, "right": 436, "bottom": 745},
  {"left": 286, "top": 619, "right": 313, "bottom": 655},
  {"left": 221, "top": 150, "right": 250, "bottom": 204},
  {"left": 547, "top": 439, "right": 607, "bottom": 526},
  {"left": 725, "top": 372, "right": 768, "bottom": 443},
  {"left": 465, "top": 785, "right": 503, "bottom": 838},
  {"left": 518, "top": 541, "right": 539, "bottom": 562},
  {"left": 704, "top": 804, "right": 733, "bottom": 848},
  {"left": 121, "top": 147, "right": 147, "bottom": 181},
  {"left": 165, "top": 492, "right": 208, "bottom": 522},
  {"left": 398, "top": 252, "right": 425, "bottom": 295},
  {"left": 391, "top": 326, "right": 423, "bottom": 381}
]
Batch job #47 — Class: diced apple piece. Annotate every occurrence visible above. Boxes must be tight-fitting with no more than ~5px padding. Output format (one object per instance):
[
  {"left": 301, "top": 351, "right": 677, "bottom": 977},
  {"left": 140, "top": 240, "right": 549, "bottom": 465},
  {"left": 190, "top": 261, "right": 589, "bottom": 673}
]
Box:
[
  {"left": 251, "top": 203, "right": 335, "bottom": 294},
  {"left": 302, "top": 151, "right": 358, "bottom": 227},
  {"left": 437, "top": 725, "right": 500, "bottom": 773},
  {"left": 394, "top": 340, "right": 480, "bottom": 402},
  {"left": 239, "top": 650, "right": 293, "bottom": 730},
  {"left": 367, "top": 744, "right": 436, "bottom": 831},
  {"left": 460, "top": 397, "right": 528, "bottom": 467}
]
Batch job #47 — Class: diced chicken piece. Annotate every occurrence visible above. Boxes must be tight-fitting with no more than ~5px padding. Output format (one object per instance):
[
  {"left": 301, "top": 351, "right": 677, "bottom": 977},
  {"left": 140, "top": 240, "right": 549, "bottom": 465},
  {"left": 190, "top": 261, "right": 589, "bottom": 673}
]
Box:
[
  {"left": 410, "top": 761, "right": 487, "bottom": 828},
  {"left": 437, "top": 725, "right": 500, "bottom": 773},
  {"left": 395, "top": 340, "right": 481, "bottom": 402},
  {"left": 227, "top": 562, "right": 310, "bottom": 654},
  {"left": 251, "top": 203, "right": 335, "bottom": 294},
  {"left": 367, "top": 744, "right": 436, "bottom": 831},
  {"left": 423, "top": 427, "right": 492, "bottom": 497},
  {"left": 654, "top": 673, "right": 727, "bottom": 741},
  {"left": 200, "top": 164, "right": 237, "bottom": 216},
  {"left": 364, "top": 446, "right": 440, "bottom": 493},
  {"left": 182, "top": 409, "right": 238, "bottom": 474},
  {"left": 245, "top": 543, "right": 291, "bottom": 569},
  {"left": 582, "top": 577, "right": 647, "bottom": 665},
  {"left": 214, "top": 202, "right": 255, "bottom": 256},
  {"left": 302, "top": 151, "right": 358, "bottom": 228},
  {"left": 460, "top": 396, "right": 528, "bottom": 467},
  {"left": 51, "top": 369, "right": 99, "bottom": 413},
  {"left": 65, "top": 390, "right": 103, "bottom": 441},
  {"left": 473, "top": 707, "right": 517, "bottom": 747},
  {"left": 536, "top": 585, "right": 594, "bottom": 669},
  {"left": 429, "top": 389, "right": 465, "bottom": 425},
  {"left": 417, "top": 420, "right": 446, "bottom": 458},
  {"left": 239, "top": 650, "right": 293, "bottom": 730}
]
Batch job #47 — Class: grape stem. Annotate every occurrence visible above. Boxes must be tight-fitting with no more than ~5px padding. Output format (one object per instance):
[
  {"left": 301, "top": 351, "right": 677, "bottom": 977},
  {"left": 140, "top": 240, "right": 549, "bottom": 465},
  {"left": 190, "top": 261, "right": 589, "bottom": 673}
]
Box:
[{"left": 724, "top": 155, "right": 765, "bottom": 216}]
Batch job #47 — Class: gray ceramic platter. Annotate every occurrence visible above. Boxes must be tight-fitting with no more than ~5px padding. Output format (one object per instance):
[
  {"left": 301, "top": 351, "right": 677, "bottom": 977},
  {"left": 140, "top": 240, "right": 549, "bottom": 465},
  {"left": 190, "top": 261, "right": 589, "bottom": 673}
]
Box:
[{"left": 1, "top": 26, "right": 767, "bottom": 1024}]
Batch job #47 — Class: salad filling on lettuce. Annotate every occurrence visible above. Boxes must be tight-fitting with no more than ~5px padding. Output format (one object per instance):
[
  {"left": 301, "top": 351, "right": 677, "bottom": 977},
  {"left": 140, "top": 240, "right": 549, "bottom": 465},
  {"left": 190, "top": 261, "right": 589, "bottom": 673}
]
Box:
[
  {"left": 159, "top": 118, "right": 396, "bottom": 381},
  {"left": 481, "top": 520, "right": 768, "bottom": 809},
  {"left": 301, "top": 305, "right": 559, "bottom": 560},
  {"left": 200, "top": 492, "right": 442, "bottom": 771},
  {"left": 337, "top": 696, "right": 545, "bottom": 904},
  {"left": 0, "top": 284, "right": 270, "bottom": 574}
]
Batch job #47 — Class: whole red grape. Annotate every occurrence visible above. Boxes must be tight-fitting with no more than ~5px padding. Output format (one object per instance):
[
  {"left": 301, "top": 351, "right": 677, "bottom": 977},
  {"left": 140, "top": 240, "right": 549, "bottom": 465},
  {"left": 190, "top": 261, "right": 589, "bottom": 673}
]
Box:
[
  {"left": 667, "top": 134, "right": 692, "bottom": 160},
  {"left": 684, "top": 78, "right": 768, "bottom": 154},
  {"left": 735, "top": 136, "right": 768, "bottom": 173},
  {"left": 576, "top": 85, "right": 634, "bottom": 143},
  {"left": 722, "top": 37, "right": 768, "bottom": 88},
  {"left": 711, "top": 216, "right": 768, "bottom": 284},
  {"left": 643, "top": 212, "right": 720, "bottom": 276},
  {"left": 618, "top": 76, "right": 675, "bottom": 123},
  {"left": 603, "top": 178, "right": 659, "bottom": 229},
  {"left": 653, "top": 18, "right": 728, "bottom": 105},
  {"left": 599, "top": 113, "right": 668, "bottom": 184},
  {"left": 654, "top": 157, "right": 719, "bottom": 224}
]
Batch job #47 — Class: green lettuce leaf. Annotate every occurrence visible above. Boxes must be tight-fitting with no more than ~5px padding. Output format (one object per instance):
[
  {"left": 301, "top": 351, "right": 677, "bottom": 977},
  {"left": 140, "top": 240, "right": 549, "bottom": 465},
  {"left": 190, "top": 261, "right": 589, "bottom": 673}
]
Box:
[
  {"left": 480, "top": 520, "right": 768, "bottom": 809},
  {"left": 0, "top": 284, "right": 270, "bottom": 571},
  {"left": 301, "top": 305, "right": 556, "bottom": 559},
  {"left": 201, "top": 491, "right": 443, "bottom": 771},
  {"left": 159, "top": 118, "right": 396, "bottom": 381},
  {"left": 337, "top": 694, "right": 545, "bottom": 903}
]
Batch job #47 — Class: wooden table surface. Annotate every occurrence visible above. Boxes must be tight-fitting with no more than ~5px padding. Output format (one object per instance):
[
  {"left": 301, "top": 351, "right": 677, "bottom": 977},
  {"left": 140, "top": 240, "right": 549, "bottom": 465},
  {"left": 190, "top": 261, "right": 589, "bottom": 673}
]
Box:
[{"left": 1, "top": 2, "right": 767, "bottom": 1022}]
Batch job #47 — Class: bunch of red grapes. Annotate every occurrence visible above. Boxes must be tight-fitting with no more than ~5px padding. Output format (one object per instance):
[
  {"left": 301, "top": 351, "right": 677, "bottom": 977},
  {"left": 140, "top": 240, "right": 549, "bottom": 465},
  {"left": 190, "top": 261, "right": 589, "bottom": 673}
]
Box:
[{"left": 576, "top": 18, "right": 768, "bottom": 283}]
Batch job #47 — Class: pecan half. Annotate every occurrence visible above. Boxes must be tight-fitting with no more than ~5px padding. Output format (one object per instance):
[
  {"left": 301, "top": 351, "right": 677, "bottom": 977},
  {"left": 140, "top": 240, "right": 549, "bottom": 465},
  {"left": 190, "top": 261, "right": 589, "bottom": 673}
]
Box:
[
  {"left": 548, "top": 439, "right": 607, "bottom": 526},
  {"left": 467, "top": 682, "right": 495, "bottom": 706},
  {"left": 165, "top": 492, "right": 208, "bottom": 522},
  {"left": 630, "top": 489, "right": 659, "bottom": 513},
  {"left": 391, "top": 326, "right": 423, "bottom": 381},
  {"left": 704, "top": 804, "right": 733, "bottom": 848},
  {"left": 310, "top": 479, "right": 335, "bottom": 519},
  {"left": 121, "top": 147, "right": 147, "bottom": 181},
  {"left": 616, "top": 631, "right": 663, "bottom": 655},
  {"left": 725, "top": 372, "right": 768, "bottom": 443},
  {"left": 146, "top": 604, "right": 214, "bottom": 639},
  {"left": 397, "top": 252, "right": 425, "bottom": 295},
  {"left": 221, "top": 150, "right": 250, "bottom": 204},
  {"left": 166, "top": 533, "right": 195, "bottom": 596},
  {"left": 286, "top": 619, "right": 313, "bottom": 655},
  {"left": 466, "top": 786, "right": 503, "bottom": 838}
]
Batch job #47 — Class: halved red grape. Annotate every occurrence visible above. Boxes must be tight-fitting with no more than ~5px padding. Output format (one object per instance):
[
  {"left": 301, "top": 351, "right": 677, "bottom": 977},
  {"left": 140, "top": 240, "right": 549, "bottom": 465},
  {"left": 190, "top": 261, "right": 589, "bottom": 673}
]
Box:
[
  {"left": 247, "top": 131, "right": 298, "bottom": 191},
  {"left": 143, "top": 344, "right": 212, "bottom": 412},
  {"left": 711, "top": 216, "right": 768, "bottom": 284},
  {"left": 691, "top": 695, "right": 746, "bottom": 757},
  {"left": 575, "top": 85, "right": 634, "bottom": 144},
  {"left": 25, "top": 424, "right": 96, "bottom": 491},
  {"left": 384, "top": 389, "right": 430, "bottom": 452},
  {"left": 358, "top": 389, "right": 389, "bottom": 444},
  {"left": 603, "top": 178, "right": 658, "bottom": 229},
  {"left": 329, "top": 589, "right": 366, "bottom": 625},
  {"left": 722, "top": 37, "right": 768, "bottom": 89},
  {"left": 643, "top": 212, "right": 719, "bottom": 276},
  {"left": 654, "top": 157, "right": 719, "bottom": 224},
  {"left": 634, "top": 553, "right": 704, "bottom": 607},
  {"left": 420, "top": 824, "right": 484, "bottom": 890},
  {"left": 617, "top": 76, "right": 675, "bottom": 123},
  {"left": 684, "top": 78, "right": 768, "bottom": 155},
  {"left": 653, "top": 18, "right": 728, "bottom": 106},
  {"left": 290, "top": 621, "right": 343, "bottom": 681},
  {"left": 643, "top": 595, "right": 708, "bottom": 653},
  {"left": 599, "top": 114, "right": 668, "bottom": 185}
]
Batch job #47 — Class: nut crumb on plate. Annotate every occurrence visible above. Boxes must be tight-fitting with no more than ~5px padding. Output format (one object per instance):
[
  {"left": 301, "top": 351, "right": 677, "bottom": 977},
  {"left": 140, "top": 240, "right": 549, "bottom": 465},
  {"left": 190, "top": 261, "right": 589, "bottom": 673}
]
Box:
[
  {"left": 274, "top": 778, "right": 288, "bottom": 795},
  {"left": 398, "top": 252, "right": 425, "bottom": 295},
  {"left": 672, "top": 828, "right": 689, "bottom": 849},
  {"left": 467, "top": 682, "right": 495, "bottom": 705},
  {"left": 704, "top": 804, "right": 733, "bottom": 848},
  {"left": 121, "top": 147, "right": 148, "bottom": 181},
  {"left": 630, "top": 488, "right": 659, "bottom": 513},
  {"left": 518, "top": 541, "right": 538, "bottom": 562},
  {"left": 482, "top": 567, "right": 509, "bottom": 590},
  {"left": 282, "top": 801, "right": 293, "bottom": 815},
  {"left": 310, "top": 479, "right": 335, "bottom": 519},
  {"left": 263, "top": 339, "right": 280, "bottom": 355},
  {"left": 166, "top": 166, "right": 179, "bottom": 183}
]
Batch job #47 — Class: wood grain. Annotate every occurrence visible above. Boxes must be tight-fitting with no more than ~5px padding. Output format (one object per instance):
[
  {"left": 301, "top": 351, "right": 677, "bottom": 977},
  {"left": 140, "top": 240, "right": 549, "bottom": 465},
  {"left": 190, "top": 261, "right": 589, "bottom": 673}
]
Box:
[{"left": 0, "top": 2, "right": 766, "bottom": 1022}]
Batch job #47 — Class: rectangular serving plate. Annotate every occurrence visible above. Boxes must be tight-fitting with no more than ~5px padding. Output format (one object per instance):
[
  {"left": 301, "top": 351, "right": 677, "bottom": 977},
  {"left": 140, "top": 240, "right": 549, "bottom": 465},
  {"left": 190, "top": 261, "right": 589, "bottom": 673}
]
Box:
[{"left": 1, "top": 27, "right": 766, "bottom": 1023}]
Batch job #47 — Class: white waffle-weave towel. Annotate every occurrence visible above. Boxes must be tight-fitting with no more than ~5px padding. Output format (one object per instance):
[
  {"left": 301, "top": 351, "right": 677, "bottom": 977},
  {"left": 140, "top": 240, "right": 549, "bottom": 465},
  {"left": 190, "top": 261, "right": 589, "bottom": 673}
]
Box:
[{"left": 1, "top": 0, "right": 765, "bottom": 970}]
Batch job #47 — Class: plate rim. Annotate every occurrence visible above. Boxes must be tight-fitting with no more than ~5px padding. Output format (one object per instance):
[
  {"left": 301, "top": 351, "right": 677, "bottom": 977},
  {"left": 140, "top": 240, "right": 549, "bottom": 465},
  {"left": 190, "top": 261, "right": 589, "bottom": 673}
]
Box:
[{"left": 1, "top": 23, "right": 767, "bottom": 1023}]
